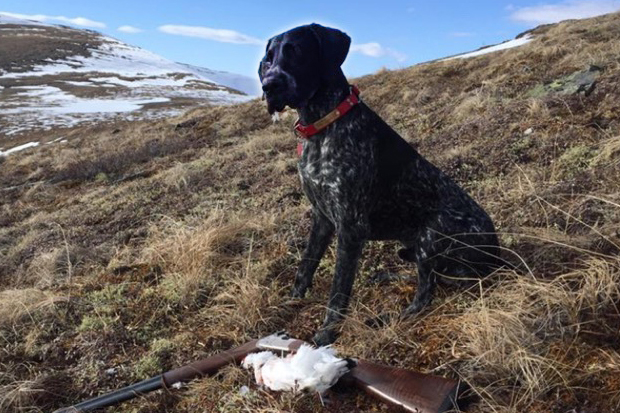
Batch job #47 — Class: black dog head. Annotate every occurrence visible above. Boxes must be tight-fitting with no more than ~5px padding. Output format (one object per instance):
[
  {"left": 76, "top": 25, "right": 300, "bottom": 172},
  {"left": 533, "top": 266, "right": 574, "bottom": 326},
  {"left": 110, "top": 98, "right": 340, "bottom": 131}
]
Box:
[{"left": 258, "top": 23, "right": 351, "bottom": 114}]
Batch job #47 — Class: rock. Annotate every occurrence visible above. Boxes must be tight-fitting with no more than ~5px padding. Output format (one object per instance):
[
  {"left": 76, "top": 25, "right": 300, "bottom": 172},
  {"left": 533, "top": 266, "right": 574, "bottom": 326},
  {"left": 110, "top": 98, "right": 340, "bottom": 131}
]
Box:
[{"left": 527, "top": 65, "right": 602, "bottom": 98}]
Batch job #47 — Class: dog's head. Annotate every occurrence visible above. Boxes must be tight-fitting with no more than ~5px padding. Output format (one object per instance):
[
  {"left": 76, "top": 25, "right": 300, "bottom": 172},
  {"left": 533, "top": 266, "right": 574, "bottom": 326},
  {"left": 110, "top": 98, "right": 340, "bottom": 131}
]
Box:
[{"left": 258, "top": 23, "right": 351, "bottom": 114}]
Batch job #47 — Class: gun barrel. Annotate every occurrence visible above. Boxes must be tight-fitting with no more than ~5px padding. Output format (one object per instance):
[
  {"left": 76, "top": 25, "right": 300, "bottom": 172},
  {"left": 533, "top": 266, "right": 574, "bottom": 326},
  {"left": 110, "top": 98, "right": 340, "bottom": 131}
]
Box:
[
  {"left": 162, "top": 338, "right": 259, "bottom": 385},
  {"left": 54, "top": 338, "right": 260, "bottom": 412},
  {"left": 55, "top": 376, "right": 162, "bottom": 412}
]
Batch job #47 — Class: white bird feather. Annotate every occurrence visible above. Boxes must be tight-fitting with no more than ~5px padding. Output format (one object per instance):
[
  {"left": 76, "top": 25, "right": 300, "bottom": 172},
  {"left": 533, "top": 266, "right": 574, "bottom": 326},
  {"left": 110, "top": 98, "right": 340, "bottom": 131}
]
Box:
[{"left": 242, "top": 344, "right": 349, "bottom": 394}]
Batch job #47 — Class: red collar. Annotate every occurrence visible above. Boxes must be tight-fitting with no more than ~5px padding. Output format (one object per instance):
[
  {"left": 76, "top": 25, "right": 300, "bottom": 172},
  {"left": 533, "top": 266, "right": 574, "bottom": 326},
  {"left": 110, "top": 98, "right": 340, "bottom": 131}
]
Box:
[{"left": 294, "top": 85, "right": 361, "bottom": 139}]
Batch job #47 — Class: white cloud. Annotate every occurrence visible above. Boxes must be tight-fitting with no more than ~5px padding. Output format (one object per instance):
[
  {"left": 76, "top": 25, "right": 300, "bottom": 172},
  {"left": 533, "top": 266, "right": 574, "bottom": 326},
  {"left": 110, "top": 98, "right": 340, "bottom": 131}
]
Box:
[
  {"left": 118, "top": 25, "right": 143, "bottom": 34},
  {"left": 158, "top": 24, "right": 263, "bottom": 45},
  {"left": 351, "top": 42, "right": 407, "bottom": 62},
  {"left": 0, "top": 11, "right": 106, "bottom": 28},
  {"left": 510, "top": 0, "right": 620, "bottom": 25},
  {"left": 351, "top": 42, "right": 383, "bottom": 57}
]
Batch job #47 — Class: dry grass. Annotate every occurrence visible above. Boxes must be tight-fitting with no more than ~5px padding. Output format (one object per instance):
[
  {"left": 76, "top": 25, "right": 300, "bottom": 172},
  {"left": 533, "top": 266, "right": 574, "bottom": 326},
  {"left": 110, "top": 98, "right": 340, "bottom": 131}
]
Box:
[
  {"left": 450, "top": 258, "right": 620, "bottom": 410},
  {"left": 141, "top": 212, "right": 271, "bottom": 307},
  {"left": 1, "top": 11, "right": 620, "bottom": 413},
  {"left": 0, "top": 288, "right": 61, "bottom": 328}
]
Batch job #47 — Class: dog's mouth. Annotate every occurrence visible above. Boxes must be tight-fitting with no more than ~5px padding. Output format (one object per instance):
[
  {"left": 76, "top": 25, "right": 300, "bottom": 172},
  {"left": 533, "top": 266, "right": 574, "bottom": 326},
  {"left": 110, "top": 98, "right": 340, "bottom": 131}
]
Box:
[
  {"left": 264, "top": 87, "right": 312, "bottom": 114},
  {"left": 265, "top": 95, "right": 287, "bottom": 115}
]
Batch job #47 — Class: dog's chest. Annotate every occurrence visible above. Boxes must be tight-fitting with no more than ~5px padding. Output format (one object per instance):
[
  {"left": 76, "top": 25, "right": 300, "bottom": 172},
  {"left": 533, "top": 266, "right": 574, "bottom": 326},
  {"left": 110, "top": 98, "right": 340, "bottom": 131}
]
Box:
[
  {"left": 299, "top": 140, "right": 342, "bottom": 204},
  {"left": 298, "top": 133, "right": 372, "bottom": 221}
]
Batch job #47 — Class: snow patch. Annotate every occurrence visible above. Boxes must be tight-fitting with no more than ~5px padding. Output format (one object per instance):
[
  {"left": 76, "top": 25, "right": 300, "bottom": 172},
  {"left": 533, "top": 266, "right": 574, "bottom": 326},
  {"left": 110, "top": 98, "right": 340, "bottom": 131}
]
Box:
[
  {"left": 0, "top": 85, "right": 175, "bottom": 135},
  {"left": 0, "top": 141, "right": 40, "bottom": 156},
  {"left": 8, "top": 85, "right": 170, "bottom": 113},
  {"left": 178, "top": 63, "right": 261, "bottom": 96},
  {"left": 443, "top": 35, "right": 533, "bottom": 61},
  {"left": 89, "top": 75, "right": 200, "bottom": 88},
  {"left": 64, "top": 80, "right": 97, "bottom": 86}
]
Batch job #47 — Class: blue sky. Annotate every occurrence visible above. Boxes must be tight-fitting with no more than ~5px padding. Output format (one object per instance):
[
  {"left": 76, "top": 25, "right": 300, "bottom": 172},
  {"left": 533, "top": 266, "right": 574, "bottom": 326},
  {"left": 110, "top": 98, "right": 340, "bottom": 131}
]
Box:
[{"left": 2, "top": 1, "right": 619, "bottom": 78}]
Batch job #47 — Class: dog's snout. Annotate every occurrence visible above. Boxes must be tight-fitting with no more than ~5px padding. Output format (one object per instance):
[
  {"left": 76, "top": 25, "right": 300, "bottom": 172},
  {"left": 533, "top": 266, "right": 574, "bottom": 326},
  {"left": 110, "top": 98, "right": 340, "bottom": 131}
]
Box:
[{"left": 262, "top": 77, "right": 285, "bottom": 94}]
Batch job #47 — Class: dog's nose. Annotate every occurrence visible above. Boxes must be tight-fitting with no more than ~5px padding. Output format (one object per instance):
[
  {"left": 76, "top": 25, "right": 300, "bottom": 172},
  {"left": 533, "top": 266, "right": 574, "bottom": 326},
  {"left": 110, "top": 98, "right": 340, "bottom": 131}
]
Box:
[{"left": 262, "top": 77, "right": 285, "bottom": 95}]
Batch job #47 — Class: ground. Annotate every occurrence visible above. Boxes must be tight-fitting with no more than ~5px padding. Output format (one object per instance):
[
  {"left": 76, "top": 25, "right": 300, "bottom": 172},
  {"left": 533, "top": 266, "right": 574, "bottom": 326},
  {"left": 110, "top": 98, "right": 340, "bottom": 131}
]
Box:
[{"left": 1, "top": 12, "right": 620, "bottom": 413}]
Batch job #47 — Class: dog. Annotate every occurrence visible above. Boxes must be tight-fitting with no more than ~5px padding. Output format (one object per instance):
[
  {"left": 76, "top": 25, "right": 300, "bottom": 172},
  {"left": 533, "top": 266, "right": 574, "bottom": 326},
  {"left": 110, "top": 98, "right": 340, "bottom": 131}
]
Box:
[{"left": 259, "top": 23, "right": 501, "bottom": 345}]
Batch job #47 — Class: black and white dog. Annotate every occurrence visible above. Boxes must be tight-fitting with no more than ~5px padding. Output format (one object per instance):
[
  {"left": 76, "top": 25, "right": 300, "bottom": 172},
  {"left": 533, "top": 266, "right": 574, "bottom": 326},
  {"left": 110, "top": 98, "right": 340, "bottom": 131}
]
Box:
[{"left": 259, "top": 23, "right": 501, "bottom": 345}]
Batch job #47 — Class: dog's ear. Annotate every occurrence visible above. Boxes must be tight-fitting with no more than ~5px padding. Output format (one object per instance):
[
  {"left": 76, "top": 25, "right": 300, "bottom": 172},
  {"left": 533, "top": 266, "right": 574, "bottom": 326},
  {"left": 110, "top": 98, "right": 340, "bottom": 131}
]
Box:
[{"left": 309, "top": 23, "right": 350, "bottom": 77}]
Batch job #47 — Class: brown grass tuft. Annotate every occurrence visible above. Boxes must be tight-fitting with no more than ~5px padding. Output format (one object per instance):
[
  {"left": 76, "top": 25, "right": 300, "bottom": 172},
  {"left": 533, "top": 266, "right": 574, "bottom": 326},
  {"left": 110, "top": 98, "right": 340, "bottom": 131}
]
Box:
[
  {"left": 142, "top": 212, "right": 272, "bottom": 308},
  {"left": 0, "top": 288, "right": 51, "bottom": 328},
  {"left": 451, "top": 256, "right": 620, "bottom": 410}
]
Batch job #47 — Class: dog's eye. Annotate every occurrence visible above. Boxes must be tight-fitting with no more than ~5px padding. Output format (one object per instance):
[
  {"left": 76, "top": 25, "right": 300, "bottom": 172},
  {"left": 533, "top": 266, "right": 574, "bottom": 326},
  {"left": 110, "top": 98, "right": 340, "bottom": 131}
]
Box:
[
  {"left": 266, "top": 50, "right": 274, "bottom": 62},
  {"left": 282, "top": 43, "right": 297, "bottom": 58}
]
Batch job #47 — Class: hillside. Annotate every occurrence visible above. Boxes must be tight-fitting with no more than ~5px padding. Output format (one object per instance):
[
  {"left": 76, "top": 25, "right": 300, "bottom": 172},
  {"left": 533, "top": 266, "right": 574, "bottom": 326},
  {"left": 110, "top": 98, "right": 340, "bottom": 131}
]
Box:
[
  {"left": 1, "top": 12, "right": 620, "bottom": 413},
  {"left": 0, "top": 14, "right": 257, "bottom": 147}
]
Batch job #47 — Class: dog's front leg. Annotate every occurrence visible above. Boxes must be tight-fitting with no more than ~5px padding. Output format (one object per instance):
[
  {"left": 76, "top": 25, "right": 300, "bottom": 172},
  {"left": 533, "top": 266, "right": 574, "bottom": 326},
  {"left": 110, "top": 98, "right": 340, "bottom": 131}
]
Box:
[
  {"left": 291, "top": 210, "right": 335, "bottom": 298},
  {"left": 313, "top": 225, "right": 365, "bottom": 346}
]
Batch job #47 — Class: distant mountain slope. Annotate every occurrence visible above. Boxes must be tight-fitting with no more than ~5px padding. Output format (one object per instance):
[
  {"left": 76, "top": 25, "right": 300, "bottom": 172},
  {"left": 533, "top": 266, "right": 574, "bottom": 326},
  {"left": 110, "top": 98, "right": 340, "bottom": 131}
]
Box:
[
  {"left": 177, "top": 63, "right": 262, "bottom": 96},
  {"left": 0, "top": 15, "right": 258, "bottom": 138},
  {"left": 0, "top": 13, "right": 52, "bottom": 26}
]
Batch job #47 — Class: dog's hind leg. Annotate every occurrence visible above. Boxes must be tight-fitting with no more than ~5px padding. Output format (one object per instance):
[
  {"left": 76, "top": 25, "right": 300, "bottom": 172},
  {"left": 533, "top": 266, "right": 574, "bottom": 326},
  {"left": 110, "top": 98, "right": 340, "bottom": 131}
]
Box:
[
  {"left": 401, "top": 231, "right": 501, "bottom": 316},
  {"left": 367, "top": 247, "right": 416, "bottom": 285},
  {"left": 402, "top": 258, "right": 438, "bottom": 317},
  {"left": 291, "top": 210, "right": 335, "bottom": 298}
]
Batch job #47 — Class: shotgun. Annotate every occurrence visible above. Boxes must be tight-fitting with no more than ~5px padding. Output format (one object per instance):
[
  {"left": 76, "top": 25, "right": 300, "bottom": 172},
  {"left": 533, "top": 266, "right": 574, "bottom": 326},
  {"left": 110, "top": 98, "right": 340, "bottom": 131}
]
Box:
[{"left": 55, "top": 332, "right": 462, "bottom": 413}]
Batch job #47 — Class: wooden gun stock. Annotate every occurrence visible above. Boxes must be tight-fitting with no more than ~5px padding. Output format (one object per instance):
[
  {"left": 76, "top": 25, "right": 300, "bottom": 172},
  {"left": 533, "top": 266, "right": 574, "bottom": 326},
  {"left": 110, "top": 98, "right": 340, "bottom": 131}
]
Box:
[{"left": 341, "top": 359, "right": 462, "bottom": 413}]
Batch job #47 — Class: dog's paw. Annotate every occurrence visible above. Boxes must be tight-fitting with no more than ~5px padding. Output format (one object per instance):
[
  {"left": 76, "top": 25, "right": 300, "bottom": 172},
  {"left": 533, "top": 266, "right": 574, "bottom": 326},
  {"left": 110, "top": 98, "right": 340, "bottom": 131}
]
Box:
[
  {"left": 290, "top": 286, "right": 306, "bottom": 299},
  {"left": 290, "top": 290, "right": 303, "bottom": 299},
  {"left": 402, "top": 299, "right": 428, "bottom": 318},
  {"left": 312, "top": 329, "right": 337, "bottom": 346},
  {"left": 281, "top": 297, "right": 305, "bottom": 310}
]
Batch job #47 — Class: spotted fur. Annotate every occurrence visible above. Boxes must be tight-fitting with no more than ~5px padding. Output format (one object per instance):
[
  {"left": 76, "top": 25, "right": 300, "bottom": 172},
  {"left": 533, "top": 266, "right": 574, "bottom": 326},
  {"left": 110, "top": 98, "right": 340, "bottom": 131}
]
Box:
[{"left": 259, "top": 23, "right": 501, "bottom": 345}]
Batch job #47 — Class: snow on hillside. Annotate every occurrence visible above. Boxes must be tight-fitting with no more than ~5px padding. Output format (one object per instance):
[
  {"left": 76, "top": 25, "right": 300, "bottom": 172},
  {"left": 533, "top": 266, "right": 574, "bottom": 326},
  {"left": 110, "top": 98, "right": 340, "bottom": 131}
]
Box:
[
  {"left": 0, "top": 141, "right": 41, "bottom": 156},
  {"left": 0, "top": 34, "right": 257, "bottom": 96},
  {"left": 0, "top": 16, "right": 258, "bottom": 138},
  {"left": 0, "top": 13, "right": 51, "bottom": 26},
  {"left": 178, "top": 63, "right": 262, "bottom": 96},
  {"left": 442, "top": 35, "right": 533, "bottom": 61},
  {"left": 0, "top": 85, "right": 177, "bottom": 136}
]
